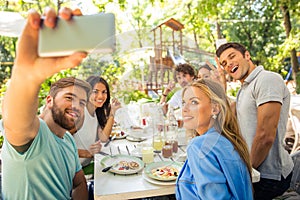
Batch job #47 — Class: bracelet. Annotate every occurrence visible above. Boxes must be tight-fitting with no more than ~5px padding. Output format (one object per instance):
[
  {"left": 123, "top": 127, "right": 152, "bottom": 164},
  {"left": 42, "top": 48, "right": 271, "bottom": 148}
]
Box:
[{"left": 162, "top": 93, "right": 168, "bottom": 97}]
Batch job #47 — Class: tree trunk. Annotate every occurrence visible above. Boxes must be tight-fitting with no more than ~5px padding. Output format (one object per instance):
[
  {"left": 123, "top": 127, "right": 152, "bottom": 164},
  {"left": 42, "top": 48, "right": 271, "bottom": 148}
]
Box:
[
  {"left": 216, "top": 20, "right": 222, "bottom": 39},
  {"left": 281, "top": 4, "right": 299, "bottom": 93}
]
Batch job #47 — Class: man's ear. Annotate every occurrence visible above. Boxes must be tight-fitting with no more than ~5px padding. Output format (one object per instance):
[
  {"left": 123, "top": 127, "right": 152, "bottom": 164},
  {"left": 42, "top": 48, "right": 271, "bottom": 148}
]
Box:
[
  {"left": 245, "top": 51, "right": 251, "bottom": 61},
  {"left": 45, "top": 95, "right": 53, "bottom": 107}
]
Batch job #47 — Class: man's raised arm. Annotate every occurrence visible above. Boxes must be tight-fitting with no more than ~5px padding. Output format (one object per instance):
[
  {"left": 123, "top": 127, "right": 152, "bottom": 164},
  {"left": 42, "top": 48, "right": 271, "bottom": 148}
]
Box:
[{"left": 2, "top": 7, "right": 87, "bottom": 146}]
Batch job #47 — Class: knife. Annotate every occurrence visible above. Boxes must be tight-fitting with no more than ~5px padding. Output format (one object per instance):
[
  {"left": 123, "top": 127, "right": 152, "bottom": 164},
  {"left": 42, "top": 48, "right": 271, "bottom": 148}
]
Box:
[
  {"left": 99, "top": 151, "right": 109, "bottom": 156},
  {"left": 102, "top": 162, "right": 118, "bottom": 172},
  {"left": 104, "top": 135, "right": 116, "bottom": 147}
]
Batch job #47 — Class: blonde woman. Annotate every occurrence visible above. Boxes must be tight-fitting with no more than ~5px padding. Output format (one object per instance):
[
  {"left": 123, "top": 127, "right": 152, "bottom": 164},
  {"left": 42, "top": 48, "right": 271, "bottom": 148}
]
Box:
[{"left": 176, "top": 79, "right": 253, "bottom": 199}]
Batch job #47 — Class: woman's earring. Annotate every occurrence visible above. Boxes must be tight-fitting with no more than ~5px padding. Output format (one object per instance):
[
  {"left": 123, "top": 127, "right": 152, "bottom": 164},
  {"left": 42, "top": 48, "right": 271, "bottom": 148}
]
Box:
[{"left": 212, "top": 114, "right": 217, "bottom": 119}]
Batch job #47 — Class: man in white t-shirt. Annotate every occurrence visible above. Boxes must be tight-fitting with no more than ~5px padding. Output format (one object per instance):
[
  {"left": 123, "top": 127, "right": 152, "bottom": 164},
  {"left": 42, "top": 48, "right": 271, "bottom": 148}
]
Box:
[{"left": 160, "top": 63, "right": 196, "bottom": 114}]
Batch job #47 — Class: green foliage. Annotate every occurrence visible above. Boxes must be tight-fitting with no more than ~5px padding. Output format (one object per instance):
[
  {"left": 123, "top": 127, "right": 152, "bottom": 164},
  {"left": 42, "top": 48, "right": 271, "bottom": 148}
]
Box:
[
  {"left": 221, "top": 0, "right": 285, "bottom": 68},
  {"left": 1, "top": 0, "right": 300, "bottom": 97},
  {"left": 0, "top": 36, "right": 16, "bottom": 84},
  {"left": 227, "top": 86, "right": 240, "bottom": 98},
  {"left": 78, "top": 55, "right": 125, "bottom": 89},
  {"left": 0, "top": 135, "right": 3, "bottom": 148},
  {"left": 117, "top": 90, "right": 151, "bottom": 105}
]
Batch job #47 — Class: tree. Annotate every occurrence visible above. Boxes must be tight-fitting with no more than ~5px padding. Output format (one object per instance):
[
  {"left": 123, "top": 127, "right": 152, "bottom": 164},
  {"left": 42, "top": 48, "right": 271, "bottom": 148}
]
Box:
[{"left": 279, "top": 0, "right": 300, "bottom": 93}]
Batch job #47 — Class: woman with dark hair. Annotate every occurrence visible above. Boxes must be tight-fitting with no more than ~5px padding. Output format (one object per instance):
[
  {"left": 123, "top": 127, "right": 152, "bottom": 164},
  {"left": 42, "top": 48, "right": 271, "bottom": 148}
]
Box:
[
  {"left": 197, "top": 61, "right": 227, "bottom": 91},
  {"left": 176, "top": 79, "right": 253, "bottom": 199},
  {"left": 72, "top": 75, "right": 121, "bottom": 168}
]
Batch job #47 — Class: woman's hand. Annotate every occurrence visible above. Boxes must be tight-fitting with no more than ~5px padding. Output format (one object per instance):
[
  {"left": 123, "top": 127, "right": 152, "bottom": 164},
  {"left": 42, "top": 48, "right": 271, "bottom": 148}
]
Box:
[
  {"left": 207, "top": 58, "right": 227, "bottom": 91},
  {"left": 110, "top": 98, "right": 121, "bottom": 116},
  {"left": 88, "top": 140, "right": 102, "bottom": 155}
]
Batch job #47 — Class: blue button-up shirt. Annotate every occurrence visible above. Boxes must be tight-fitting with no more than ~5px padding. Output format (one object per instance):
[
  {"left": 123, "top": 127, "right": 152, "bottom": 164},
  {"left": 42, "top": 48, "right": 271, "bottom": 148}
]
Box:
[{"left": 176, "top": 128, "right": 253, "bottom": 200}]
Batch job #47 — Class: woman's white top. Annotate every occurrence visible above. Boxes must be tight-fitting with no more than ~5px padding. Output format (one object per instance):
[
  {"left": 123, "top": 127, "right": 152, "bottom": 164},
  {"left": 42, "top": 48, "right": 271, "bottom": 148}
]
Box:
[{"left": 73, "top": 107, "right": 98, "bottom": 166}]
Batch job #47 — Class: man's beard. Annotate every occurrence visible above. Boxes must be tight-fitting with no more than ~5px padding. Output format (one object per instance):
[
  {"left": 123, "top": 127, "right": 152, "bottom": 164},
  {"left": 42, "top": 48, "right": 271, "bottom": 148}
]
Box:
[{"left": 51, "top": 101, "right": 79, "bottom": 130}]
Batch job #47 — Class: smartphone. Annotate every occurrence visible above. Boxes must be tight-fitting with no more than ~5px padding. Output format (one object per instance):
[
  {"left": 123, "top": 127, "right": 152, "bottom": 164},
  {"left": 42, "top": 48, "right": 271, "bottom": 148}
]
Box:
[{"left": 38, "top": 13, "right": 115, "bottom": 57}]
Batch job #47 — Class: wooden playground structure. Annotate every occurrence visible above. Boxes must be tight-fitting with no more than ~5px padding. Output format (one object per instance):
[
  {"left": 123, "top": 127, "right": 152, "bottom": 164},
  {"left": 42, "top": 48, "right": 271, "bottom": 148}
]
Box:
[{"left": 146, "top": 18, "right": 185, "bottom": 92}]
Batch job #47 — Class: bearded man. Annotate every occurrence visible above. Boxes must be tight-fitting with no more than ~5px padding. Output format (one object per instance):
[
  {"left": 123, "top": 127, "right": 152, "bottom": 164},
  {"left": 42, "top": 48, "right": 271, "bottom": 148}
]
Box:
[{"left": 1, "top": 7, "right": 90, "bottom": 200}]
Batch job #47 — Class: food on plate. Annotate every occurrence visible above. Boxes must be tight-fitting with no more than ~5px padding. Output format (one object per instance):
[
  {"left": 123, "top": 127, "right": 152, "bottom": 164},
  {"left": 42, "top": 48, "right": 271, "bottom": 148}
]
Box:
[
  {"left": 151, "top": 165, "right": 179, "bottom": 179},
  {"left": 116, "top": 160, "right": 140, "bottom": 170},
  {"left": 110, "top": 130, "right": 126, "bottom": 138}
]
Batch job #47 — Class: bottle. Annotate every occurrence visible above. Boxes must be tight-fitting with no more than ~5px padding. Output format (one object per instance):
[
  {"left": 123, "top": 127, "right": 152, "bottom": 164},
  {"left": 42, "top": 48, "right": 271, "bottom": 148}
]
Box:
[
  {"left": 167, "top": 106, "right": 178, "bottom": 134},
  {"left": 152, "top": 103, "right": 165, "bottom": 152},
  {"left": 166, "top": 106, "right": 178, "bottom": 153}
]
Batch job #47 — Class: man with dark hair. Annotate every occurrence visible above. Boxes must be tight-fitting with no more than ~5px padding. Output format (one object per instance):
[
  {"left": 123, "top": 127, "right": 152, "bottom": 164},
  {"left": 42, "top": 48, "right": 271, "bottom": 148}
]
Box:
[
  {"left": 216, "top": 42, "right": 294, "bottom": 200},
  {"left": 160, "top": 63, "right": 196, "bottom": 114},
  {"left": 1, "top": 8, "right": 90, "bottom": 199}
]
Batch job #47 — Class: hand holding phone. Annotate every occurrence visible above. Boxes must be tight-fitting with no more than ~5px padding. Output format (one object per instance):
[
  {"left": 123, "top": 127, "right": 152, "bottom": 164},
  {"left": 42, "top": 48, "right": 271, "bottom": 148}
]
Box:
[{"left": 38, "top": 13, "right": 116, "bottom": 57}]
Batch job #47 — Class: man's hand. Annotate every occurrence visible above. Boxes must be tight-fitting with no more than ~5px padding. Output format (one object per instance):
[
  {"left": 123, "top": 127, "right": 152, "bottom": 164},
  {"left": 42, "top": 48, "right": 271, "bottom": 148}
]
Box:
[
  {"left": 3, "top": 7, "right": 88, "bottom": 147},
  {"left": 165, "top": 82, "right": 175, "bottom": 94},
  {"left": 14, "top": 7, "right": 87, "bottom": 84}
]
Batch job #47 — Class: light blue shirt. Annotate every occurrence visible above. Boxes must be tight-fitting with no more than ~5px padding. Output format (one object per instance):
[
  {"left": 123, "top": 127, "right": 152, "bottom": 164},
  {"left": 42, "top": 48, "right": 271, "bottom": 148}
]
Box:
[
  {"left": 1, "top": 119, "right": 81, "bottom": 200},
  {"left": 176, "top": 128, "right": 253, "bottom": 200}
]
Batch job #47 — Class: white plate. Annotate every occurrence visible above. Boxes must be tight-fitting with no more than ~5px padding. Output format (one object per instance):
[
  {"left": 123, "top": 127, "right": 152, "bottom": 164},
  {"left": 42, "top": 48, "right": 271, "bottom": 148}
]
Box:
[
  {"left": 144, "top": 161, "right": 182, "bottom": 181},
  {"left": 126, "top": 135, "right": 147, "bottom": 142},
  {"left": 100, "top": 155, "right": 144, "bottom": 175},
  {"left": 142, "top": 172, "right": 176, "bottom": 186}
]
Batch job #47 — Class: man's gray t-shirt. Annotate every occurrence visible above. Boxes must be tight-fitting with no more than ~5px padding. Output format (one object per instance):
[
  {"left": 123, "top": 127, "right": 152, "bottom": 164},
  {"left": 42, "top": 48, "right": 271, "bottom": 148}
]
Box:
[{"left": 236, "top": 66, "right": 293, "bottom": 180}]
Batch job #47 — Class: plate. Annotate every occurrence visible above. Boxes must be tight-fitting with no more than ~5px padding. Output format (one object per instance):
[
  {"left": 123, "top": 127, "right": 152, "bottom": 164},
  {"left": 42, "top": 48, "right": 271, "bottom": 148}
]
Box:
[
  {"left": 110, "top": 130, "right": 127, "bottom": 139},
  {"left": 126, "top": 135, "right": 147, "bottom": 142},
  {"left": 142, "top": 172, "right": 176, "bottom": 186},
  {"left": 100, "top": 155, "right": 144, "bottom": 175},
  {"left": 144, "top": 161, "right": 183, "bottom": 181}
]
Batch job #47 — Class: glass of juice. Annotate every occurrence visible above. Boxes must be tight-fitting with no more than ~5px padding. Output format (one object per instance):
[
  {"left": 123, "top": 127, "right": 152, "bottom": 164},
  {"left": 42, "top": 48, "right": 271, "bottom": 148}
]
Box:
[
  {"left": 153, "top": 135, "right": 163, "bottom": 152},
  {"left": 142, "top": 145, "right": 154, "bottom": 164}
]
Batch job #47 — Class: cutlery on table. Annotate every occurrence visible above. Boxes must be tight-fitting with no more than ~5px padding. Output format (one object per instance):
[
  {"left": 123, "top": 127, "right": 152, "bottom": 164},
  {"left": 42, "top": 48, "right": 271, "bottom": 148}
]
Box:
[
  {"left": 157, "top": 153, "right": 163, "bottom": 161},
  {"left": 117, "top": 146, "right": 121, "bottom": 154},
  {"left": 178, "top": 146, "right": 186, "bottom": 153},
  {"left": 126, "top": 145, "right": 130, "bottom": 155},
  {"left": 104, "top": 135, "right": 116, "bottom": 147},
  {"left": 102, "top": 162, "right": 118, "bottom": 172},
  {"left": 99, "top": 151, "right": 109, "bottom": 156},
  {"left": 109, "top": 146, "right": 112, "bottom": 156}
]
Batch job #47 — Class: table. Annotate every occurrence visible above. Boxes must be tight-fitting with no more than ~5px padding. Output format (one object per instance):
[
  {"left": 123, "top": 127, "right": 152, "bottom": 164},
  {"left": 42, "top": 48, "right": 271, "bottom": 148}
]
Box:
[
  {"left": 94, "top": 132, "right": 187, "bottom": 200},
  {"left": 93, "top": 127, "right": 260, "bottom": 199}
]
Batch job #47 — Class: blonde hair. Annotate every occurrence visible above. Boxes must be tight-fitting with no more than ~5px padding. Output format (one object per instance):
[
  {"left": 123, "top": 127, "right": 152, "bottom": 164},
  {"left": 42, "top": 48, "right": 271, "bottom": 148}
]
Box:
[{"left": 183, "top": 79, "right": 252, "bottom": 175}]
